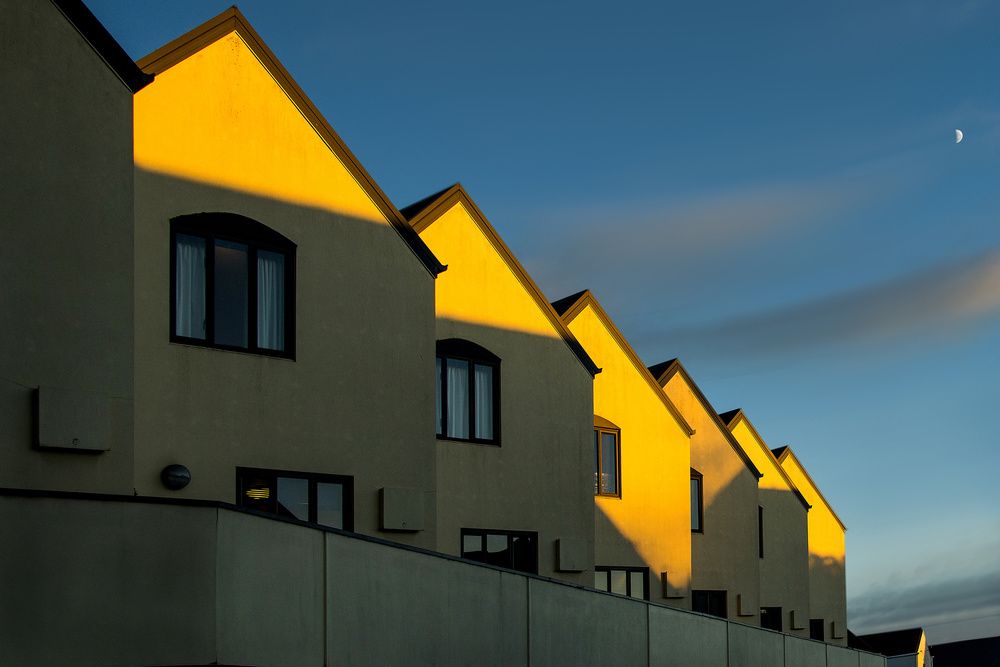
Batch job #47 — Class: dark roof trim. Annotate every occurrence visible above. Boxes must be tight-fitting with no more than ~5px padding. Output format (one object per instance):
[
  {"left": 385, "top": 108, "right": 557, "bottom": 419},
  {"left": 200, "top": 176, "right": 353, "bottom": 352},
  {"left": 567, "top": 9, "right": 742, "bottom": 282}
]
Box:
[
  {"left": 136, "top": 7, "right": 444, "bottom": 278},
  {"left": 720, "top": 408, "right": 812, "bottom": 511},
  {"left": 773, "top": 446, "right": 847, "bottom": 531},
  {"left": 650, "top": 359, "right": 762, "bottom": 480},
  {"left": 51, "top": 0, "right": 153, "bottom": 92},
  {"left": 554, "top": 290, "right": 694, "bottom": 436},
  {"left": 406, "top": 184, "right": 600, "bottom": 378}
]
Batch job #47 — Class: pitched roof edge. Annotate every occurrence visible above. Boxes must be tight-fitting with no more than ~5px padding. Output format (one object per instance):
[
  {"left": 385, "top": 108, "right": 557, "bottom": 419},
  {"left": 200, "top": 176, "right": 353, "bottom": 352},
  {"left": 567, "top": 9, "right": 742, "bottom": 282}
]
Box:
[
  {"left": 136, "top": 7, "right": 444, "bottom": 277},
  {"left": 52, "top": 0, "right": 153, "bottom": 92},
  {"left": 774, "top": 447, "right": 847, "bottom": 531},
  {"left": 409, "top": 185, "right": 600, "bottom": 378},
  {"left": 653, "top": 360, "right": 762, "bottom": 479},
  {"left": 725, "top": 410, "right": 811, "bottom": 511},
  {"left": 556, "top": 291, "right": 694, "bottom": 436}
]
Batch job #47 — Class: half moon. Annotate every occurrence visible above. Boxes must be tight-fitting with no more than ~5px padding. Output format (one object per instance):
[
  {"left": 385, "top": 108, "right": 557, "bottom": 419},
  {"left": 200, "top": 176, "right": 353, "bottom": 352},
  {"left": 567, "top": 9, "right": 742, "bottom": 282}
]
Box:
[{"left": 956, "top": 129, "right": 963, "bottom": 143}]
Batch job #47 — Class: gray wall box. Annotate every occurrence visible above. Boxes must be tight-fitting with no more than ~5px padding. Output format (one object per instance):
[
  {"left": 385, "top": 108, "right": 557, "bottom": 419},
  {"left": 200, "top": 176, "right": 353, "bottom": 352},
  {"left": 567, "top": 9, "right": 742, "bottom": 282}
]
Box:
[
  {"left": 36, "top": 386, "right": 110, "bottom": 452},
  {"left": 380, "top": 487, "right": 424, "bottom": 532},
  {"left": 555, "top": 538, "right": 588, "bottom": 572},
  {"left": 662, "top": 571, "right": 689, "bottom": 599}
]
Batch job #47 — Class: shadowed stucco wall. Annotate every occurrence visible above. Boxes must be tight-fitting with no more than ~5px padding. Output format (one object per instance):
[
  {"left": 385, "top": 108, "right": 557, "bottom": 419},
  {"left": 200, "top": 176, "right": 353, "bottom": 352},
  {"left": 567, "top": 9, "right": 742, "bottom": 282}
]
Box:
[{"left": 0, "top": 0, "right": 135, "bottom": 495}]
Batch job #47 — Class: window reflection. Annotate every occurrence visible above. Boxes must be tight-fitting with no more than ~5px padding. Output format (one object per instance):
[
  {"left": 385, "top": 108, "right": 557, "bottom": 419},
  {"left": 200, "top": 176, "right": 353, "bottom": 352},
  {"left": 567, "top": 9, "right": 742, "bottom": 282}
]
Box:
[
  {"left": 316, "top": 482, "right": 343, "bottom": 529},
  {"left": 277, "top": 476, "right": 309, "bottom": 521}
]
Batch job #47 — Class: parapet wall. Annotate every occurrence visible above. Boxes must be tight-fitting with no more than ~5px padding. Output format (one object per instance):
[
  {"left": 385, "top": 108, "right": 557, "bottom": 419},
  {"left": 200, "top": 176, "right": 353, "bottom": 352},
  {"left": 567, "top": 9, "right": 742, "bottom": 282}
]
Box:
[{"left": 0, "top": 492, "right": 884, "bottom": 666}]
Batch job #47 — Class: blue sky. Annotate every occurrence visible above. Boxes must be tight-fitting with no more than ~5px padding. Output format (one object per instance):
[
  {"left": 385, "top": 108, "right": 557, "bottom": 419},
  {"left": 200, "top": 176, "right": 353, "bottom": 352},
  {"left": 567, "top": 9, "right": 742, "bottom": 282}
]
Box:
[{"left": 89, "top": 0, "right": 1000, "bottom": 644}]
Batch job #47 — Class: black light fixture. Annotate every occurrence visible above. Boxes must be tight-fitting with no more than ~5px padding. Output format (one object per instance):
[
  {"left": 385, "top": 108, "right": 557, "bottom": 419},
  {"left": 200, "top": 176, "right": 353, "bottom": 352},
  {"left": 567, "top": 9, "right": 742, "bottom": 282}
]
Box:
[{"left": 161, "top": 464, "right": 191, "bottom": 490}]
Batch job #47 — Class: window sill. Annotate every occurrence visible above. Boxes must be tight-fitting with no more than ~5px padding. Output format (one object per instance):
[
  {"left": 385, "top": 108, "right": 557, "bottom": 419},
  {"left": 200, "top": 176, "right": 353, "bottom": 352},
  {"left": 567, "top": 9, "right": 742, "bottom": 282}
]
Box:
[
  {"left": 169, "top": 339, "right": 296, "bottom": 361},
  {"left": 435, "top": 435, "right": 500, "bottom": 447}
]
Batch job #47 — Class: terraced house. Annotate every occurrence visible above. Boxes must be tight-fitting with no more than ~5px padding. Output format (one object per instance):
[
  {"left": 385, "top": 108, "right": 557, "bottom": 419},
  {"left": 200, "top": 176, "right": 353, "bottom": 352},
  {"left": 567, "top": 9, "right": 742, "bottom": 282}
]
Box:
[{"left": 1, "top": 0, "right": 867, "bottom": 664}]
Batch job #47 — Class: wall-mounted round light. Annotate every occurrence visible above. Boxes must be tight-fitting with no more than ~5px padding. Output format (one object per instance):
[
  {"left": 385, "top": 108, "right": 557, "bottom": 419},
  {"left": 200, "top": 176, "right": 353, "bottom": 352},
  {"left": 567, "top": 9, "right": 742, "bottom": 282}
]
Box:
[{"left": 161, "top": 464, "right": 191, "bottom": 490}]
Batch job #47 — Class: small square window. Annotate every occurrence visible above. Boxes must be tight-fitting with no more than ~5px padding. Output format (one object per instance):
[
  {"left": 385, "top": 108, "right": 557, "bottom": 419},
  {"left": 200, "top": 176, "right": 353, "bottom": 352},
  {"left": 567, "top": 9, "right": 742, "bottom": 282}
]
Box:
[
  {"left": 692, "top": 590, "right": 727, "bottom": 618},
  {"left": 460, "top": 528, "right": 537, "bottom": 574},
  {"left": 594, "top": 566, "right": 648, "bottom": 600}
]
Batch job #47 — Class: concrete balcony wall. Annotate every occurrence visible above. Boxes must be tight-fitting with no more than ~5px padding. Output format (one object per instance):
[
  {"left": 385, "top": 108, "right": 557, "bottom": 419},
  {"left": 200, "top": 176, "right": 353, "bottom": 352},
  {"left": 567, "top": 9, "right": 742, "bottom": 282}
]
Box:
[{"left": 0, "top": 493, "right": 885, "bottom": 667}]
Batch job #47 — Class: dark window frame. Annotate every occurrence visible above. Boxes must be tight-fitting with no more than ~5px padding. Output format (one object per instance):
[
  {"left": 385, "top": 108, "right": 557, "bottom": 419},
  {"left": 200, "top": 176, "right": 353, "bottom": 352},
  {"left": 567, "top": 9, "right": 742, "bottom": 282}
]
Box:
[
  {"left": 594, "top": 416, "right": 621, "bottom": 498},
  {"left": 236, "top": 466, "right": 353, "bottom": 531},
  {"left": 760, "top": 606, "right": 783, "bottom": 632},
  {"left": 594, "top": 565, "right": 649, "bottom": 600},
  {"left": 810, "top": 618, "right": 825, "bottom": 641},
  {"left": 170, "top": 213, "right": 296, "bottom": 359},
  {"left": 691, "top": 469, "right": 704, "bottom": 533},
  {"left": 460, "top": 528, "right": 537, "bottom": 574},
  {"left": 436, "top": 339, "right": 501, "bottom": 445},
  {"left": 692, "top": 589, "right": 728, "bottom": 618},
  {"left": 758, "top": 505, "right": 764, "bottom": 558}
]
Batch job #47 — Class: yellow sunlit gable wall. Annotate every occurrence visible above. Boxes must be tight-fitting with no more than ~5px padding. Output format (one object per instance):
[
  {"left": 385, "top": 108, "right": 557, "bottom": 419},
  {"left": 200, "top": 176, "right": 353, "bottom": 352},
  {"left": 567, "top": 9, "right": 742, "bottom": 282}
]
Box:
[
  {"left": 417, "top": 197, "right": 594, "bottom": 585},
  {"left": 730, "top": 420, "right": 787, "bottom": 492},
  {"left": 729, "top": 416, "right": 811, "bottom": 637},
  {"left": 134, "top": 32, "right": 386, "bottom": 224},
  {"left": 779, "top": 452, "right": 848, "bottom": 645},
  {"left": 566, "top": 305, "right": 691, "bottom": 606},
  {"left": 420, "top": 202, "right": 560, "bottom": 338},
  {"left": 780, "top": 457, "right": 844, "bottom": 561},
  {"left": 664, "top": 372, "right": 760, "bottom": 620}
]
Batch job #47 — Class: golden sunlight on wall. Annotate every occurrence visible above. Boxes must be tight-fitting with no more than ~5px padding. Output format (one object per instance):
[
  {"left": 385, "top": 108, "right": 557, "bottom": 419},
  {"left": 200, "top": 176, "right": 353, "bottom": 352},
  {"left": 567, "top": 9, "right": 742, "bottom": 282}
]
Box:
[
  {"left": 780, "top": 458, "right": 844, "bottom": 562},
  {"left": 419, "top": 202, "right": 560, "bottom": 338},
  {"left": 566, "top": 305, "right": 691, "bottom": 600},
  {"left": 730, "top": 421, "right": 787, "bottom": 492},
  {"left": 134, "top": 32, "right": 386, "bottom": 223}
]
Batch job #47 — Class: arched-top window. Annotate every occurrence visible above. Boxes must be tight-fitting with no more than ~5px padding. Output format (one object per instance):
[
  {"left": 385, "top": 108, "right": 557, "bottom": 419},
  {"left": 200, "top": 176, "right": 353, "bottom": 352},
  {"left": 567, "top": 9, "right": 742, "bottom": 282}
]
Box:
[
  {"left": 594, "top": 415, "right": 620, "bottom": 497},
  {"left": 171, "top": 213, "right": 296, "bottom": 358},
  {"left": 436, "top": 339, "right": 500, "bottom": 445}
]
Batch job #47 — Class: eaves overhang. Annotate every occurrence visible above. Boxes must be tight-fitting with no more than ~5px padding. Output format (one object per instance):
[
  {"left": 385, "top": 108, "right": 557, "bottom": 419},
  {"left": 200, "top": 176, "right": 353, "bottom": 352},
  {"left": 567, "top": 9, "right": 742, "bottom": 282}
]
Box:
[
  {"left": 406, "top": 184, "right": 600, "bottom": 378},
  {"left": 135, "top": 7, "right": 445, "bottom": 278},
  {"left": 720, "top": 409, "right": 812, "bottom": 512},
  {"left": 553, "top": 290, "right": 694, "bottom": 436},
  {"left": 649, "top": 359, "right": 762, "bottom": 479},
  {"left": 52, "top": 0, "right": 153, "bottom": 92},
  {"left": 773, "top": 446, "right": 847, "bottom": 531}
]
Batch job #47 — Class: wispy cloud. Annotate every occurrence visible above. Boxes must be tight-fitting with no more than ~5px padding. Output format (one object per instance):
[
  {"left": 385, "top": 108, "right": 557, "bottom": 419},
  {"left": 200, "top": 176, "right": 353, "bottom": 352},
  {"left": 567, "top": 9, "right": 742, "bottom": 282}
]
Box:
[
  {"left": 850, "top": 568, "right": 1000, "bottom": 643},
  {"left": 524, "top": 171, "right": 885, "bottom": 307},
  {"left": 633, "top": 248, "right": 1000, "bottom": 360}
]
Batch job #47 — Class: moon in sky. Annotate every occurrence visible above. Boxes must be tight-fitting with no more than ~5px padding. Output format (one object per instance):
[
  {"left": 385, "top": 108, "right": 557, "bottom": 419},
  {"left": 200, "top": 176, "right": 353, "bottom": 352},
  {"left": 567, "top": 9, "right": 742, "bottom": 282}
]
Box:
[{"left": 956, "top": 129, "right": 963, "bottom": 143}]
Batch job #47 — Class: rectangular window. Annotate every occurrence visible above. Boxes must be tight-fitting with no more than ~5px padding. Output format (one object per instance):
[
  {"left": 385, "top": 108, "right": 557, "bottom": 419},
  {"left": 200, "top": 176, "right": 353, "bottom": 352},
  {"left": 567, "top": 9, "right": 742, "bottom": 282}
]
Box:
[
  {"left": 692, "top": 590, "right": 728, "bottom": 618},
  {"left": 237, "top": 467, "right": 352, "bottom": 531},
  {"left": 691, "top": 471, "right": 704, "bottom": 532},
  {"left": 171, "top": 214, "right": 295, "bottom": 358},
  {"left": 758, "top": 505, "right": 764, "bottom": 558},
  {"left": 760, "top": 606, "right": 782, "bottom": 632},
  {"left": 595, "top": 566, "right": 648, "bottom": 600},
  {"left": 810, "top": 618, "right": 824, "bottom": 641},
  {"left": 460, "top": 528, "right": 537, "bottom": 574},
  {"left": 594, "top": 427, "right": 620, "bottom": 496}
]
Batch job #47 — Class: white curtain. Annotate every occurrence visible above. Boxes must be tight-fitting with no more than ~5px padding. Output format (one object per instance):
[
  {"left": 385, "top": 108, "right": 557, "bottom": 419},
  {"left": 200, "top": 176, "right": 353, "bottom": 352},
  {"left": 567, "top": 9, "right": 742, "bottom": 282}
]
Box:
[
  {"left": 447, "top": 359, "right": 469, "bottom": 438},
  {"left": 257, "top": 250, "right": 285, "bottom": 350},
  {"left": 474, "top": 364, "right": 493, "bottom": 439},
  {"left": 175, "top": 234, "right": 206, "bottom": 339}
]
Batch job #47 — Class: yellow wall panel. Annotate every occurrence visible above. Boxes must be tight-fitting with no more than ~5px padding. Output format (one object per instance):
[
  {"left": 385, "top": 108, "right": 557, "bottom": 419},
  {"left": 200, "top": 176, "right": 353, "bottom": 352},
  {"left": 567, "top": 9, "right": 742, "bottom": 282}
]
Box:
[
  {"left": 567, "top": 305, "right": 691, "bottom": 604},
  {"left": 134, "top": 33, "right": 386, "bottom": 223},
  {"left": 420, "top": 203, "right": 560, "bottom": 338}
]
